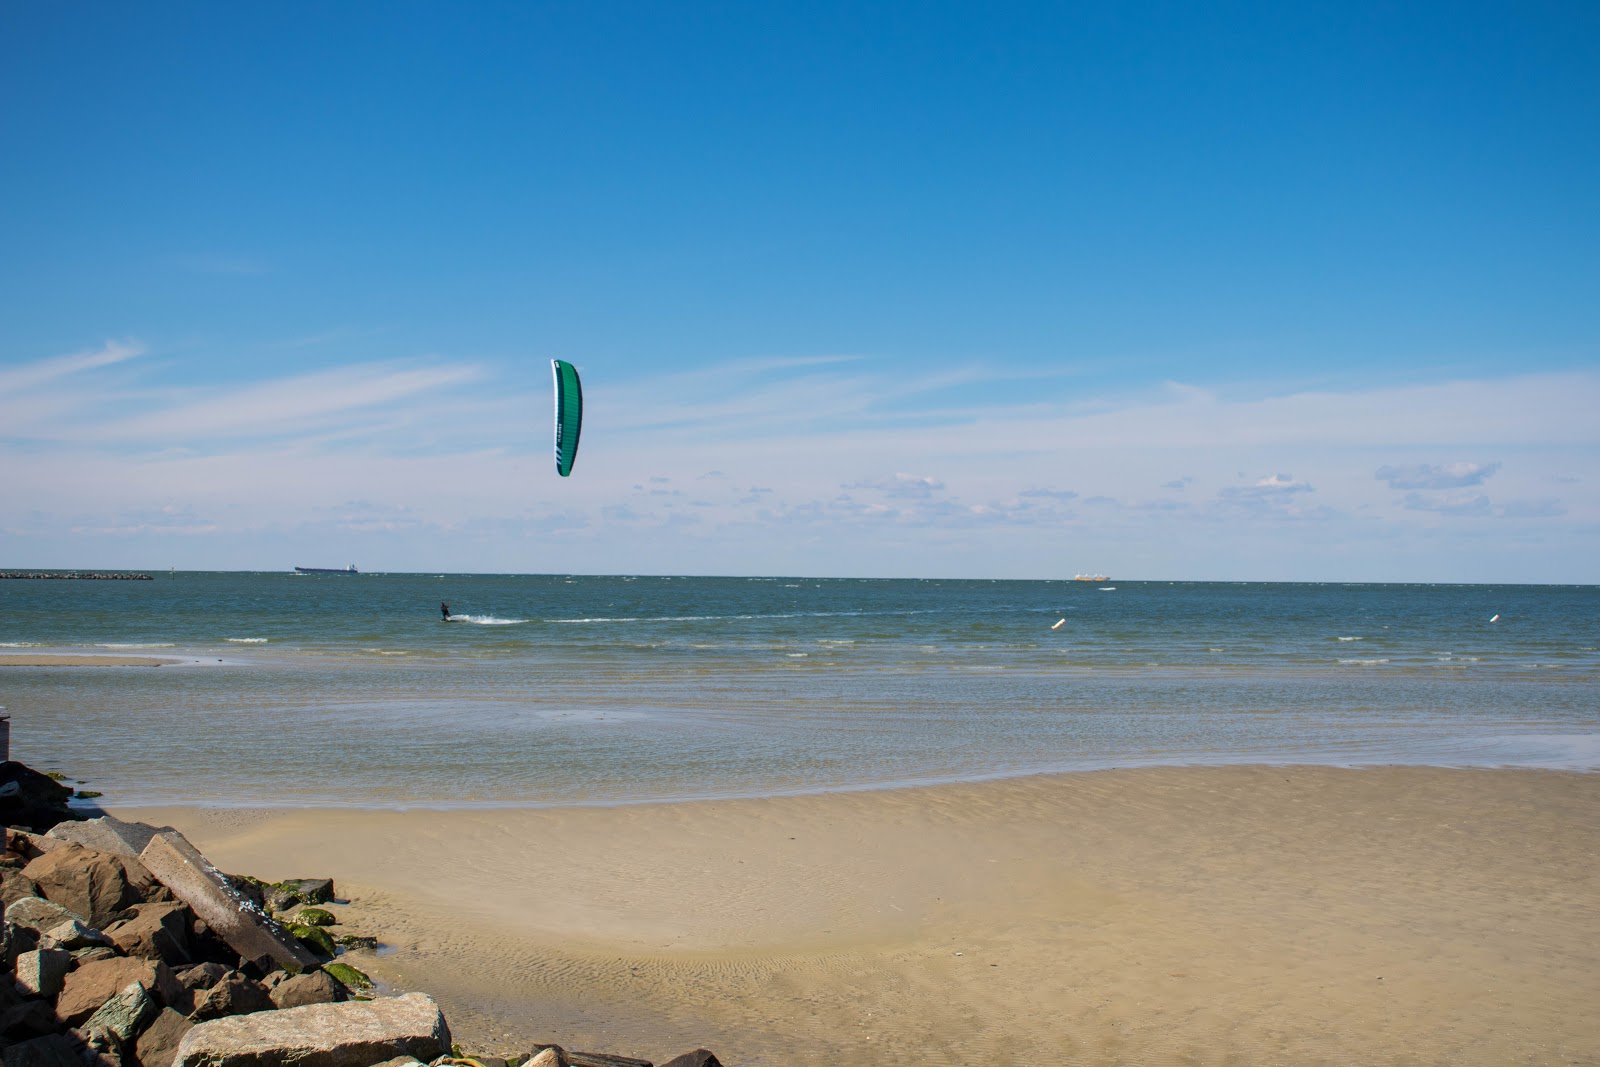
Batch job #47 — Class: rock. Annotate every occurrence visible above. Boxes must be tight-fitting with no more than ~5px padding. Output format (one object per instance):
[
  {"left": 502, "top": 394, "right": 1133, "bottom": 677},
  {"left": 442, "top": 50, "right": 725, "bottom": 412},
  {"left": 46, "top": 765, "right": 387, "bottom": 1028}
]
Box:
[
  {"left": 43, "top": 917, "right": 115, "bottom": 950},
  {"left": 1, "top": 868, "right": 43, "bottom": 906},
  {"left": 565, "top": 1053, "right": 653, "bottom": 1067},
  {"left": 137, "top": 832, "right": 318, "bottom": 974},
  {"left": 56, "top": 956, "right": 185, "bottom": 1027},
  {"left": 660, "top": 1052, "right": 721, "bottom": 1067},
  {"left": 104, "top": 902, "right": 193, "bottom": 965},
  {"left": 23, "top": 842, "right": 137, "bottom": 927},
  {"left": 293, "top": 907, "right": 335, "bottom": 927},
  {"left": 73, "top": 945, "right": 121, "bottom": 964},
  {"left": 1, "top": 1033, "right": 85, "bottom": 1067},
  {"left": 14, "top": 947, "right": 73, "bottom": 999},
  {"left": 6, "top": 894, "right": 83, "bottom": 933},
  {"left": 320, "top": 962, "right": 371, "bottom": 996},
  {"left": 286, "top": 923, "right": 336, "bottom": 958},
  {"left": 46, "top": 817, "right": 171, "bottom": 859},
  {"left": 268, "top": 970, "right": 346, "bottom": 1010},
  {"left": 0, "top": 761, "right": 81, "bottom": 831},
  {"left": 265, "top": 879, "right": 334, "bottom": 911},
  {"left": 188, "top": 971, "right": 274, "bottom": 1021},
  {"left": 172, "top": 992, "right": 452, "bottom": 1067},
  {"left": 82, "top": 980, "right": 160, "bottom": 1047},
  {"left": 176, "top": 962, "right": 231, "bottom": 992},
  {"left": 0, "top": 997, "right": 62, "bottom": 1041},
  {"left": 524, "top": 1053, "right": 563, "bottom": 1067},
  {"left": 136, "top": 1008, "right": 196, "bottom": 1067},
  {"left": 4, "top": 919, "right": 42, "bottom": 967}
]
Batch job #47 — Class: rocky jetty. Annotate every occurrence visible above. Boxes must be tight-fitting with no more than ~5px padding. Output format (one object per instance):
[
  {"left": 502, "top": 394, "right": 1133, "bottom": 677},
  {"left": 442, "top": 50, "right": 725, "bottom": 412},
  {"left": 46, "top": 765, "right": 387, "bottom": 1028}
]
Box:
[
  {"left": 2, "top": 785, "right": 724, "bottom": 1067},
  {"left": 0, "top": 574, "right": 153, "bottom": 581}
]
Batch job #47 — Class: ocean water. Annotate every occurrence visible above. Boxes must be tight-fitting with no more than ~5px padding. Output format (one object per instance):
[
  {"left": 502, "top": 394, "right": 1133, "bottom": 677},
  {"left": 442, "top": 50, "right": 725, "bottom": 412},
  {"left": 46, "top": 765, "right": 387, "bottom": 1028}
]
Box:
[{"left": 3, "top": 572, "right": 1596, "bottom": 808}]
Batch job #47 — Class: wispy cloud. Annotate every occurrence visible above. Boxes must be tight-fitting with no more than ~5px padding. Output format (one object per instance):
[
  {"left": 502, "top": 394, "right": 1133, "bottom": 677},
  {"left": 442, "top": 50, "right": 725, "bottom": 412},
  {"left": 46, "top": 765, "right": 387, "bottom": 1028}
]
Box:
[
  {"left": 1376, "top": 461, "right": 1501, "bottom": 490},
  {"left": 0, "top": 339, "right": 145, "bottom": 394}
]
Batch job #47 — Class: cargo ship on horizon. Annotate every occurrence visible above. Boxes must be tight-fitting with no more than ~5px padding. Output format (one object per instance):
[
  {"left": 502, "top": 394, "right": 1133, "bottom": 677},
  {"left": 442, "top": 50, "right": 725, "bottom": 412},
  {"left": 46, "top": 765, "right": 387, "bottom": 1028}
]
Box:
[{"left": 293, "top": 564, "right": 358, "bottom": 574}]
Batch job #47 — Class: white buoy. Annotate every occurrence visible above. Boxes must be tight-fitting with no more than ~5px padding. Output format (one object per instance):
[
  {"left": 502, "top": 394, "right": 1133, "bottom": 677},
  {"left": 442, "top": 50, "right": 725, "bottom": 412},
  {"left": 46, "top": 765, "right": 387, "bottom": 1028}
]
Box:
[
  {"left": 1490, "top": 614, "right": 1500, "bottom": 623},
  {"left": 1051, "top": 618, "right": 1066, "bottom": 630}
]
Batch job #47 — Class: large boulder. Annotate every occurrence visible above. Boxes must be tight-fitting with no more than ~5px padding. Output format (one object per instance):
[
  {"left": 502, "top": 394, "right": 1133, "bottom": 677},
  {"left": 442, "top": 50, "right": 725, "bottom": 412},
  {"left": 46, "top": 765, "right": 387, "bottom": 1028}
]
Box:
[
  {"left": 137, "top": 1008, "right": 197, "bottom": 1067},
  {"left": 6, "top": 894, "right": 83, "bottom": 933},
  {"left": 188, "top": 971, "right": 275, "bottom": 1021},
  {"left": 56, "top": 956, "right": 185, "bottom": 1027},
  {"left": 1, "top": 1033, "right": 84, "bottom": 1067},
  {"left": 172, "top": 993, "right": 451, "bottom": 1067},
  {"left": 46, "top": 817, "right": 171, "bottom": 859},
  {"left": 15, "top": 947, "right": 73, "bottom": 999},
  {"left": 138, "top": 832, "right": 318, "bottom": 973},
  {"left": 80, "top": 979, "right": 160, "bottom": 1048},
  {"left": 22, "top": 842, "right": 139, "bottom": 928},
  {"left": 268, "top": 970, "right": 346, "bottom": 1010},
  {"left": 104, "top": 901, "right": 193, "bottom": 964}
]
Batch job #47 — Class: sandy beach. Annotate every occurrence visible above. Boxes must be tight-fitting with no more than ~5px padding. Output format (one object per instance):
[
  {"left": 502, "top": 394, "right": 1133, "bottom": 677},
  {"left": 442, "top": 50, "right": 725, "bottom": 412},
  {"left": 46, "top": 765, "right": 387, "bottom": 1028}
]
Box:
[{"left": 119, "top": 766, "right": 1599, "bottom": 1066}]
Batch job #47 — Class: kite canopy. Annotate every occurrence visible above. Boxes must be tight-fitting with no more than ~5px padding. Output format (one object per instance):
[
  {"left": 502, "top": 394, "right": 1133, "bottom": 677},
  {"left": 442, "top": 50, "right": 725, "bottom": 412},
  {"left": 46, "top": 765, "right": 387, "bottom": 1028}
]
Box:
[{"left": 551, "top": 359, "right": 583, "bottom": 477}]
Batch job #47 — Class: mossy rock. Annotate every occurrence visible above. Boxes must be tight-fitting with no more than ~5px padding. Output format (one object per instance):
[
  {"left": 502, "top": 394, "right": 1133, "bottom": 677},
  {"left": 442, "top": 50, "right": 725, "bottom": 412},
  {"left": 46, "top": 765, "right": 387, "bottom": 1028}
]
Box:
[
  {"left": 323, "top": 962, "right": 372, "bottom": 995},
  {"left": 271, "top": 878, "right": 334, "bottom": 905},
  {"left": 335, "top": 933, "right": 378, "bottom": 949},
  {"left": 295, "top": 907, "right": 336, "bottom": 927},
  {"left": 288, "top": 923, "right": 337, "bottom": 957},
  {"left": 74, "top": 790, "right": 104, "bottom": 799}
]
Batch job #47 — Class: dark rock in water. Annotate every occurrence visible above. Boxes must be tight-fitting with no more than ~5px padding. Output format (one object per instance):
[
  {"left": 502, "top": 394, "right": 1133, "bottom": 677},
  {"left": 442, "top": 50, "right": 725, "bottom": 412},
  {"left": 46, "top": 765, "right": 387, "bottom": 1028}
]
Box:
[
  {"left": 660, "top": 1052, "right": 722, "bottom": 1067},
  {"left": 136, "top": 1008, "right": 196, "bottom": 1067},
  {"left": 0, "top": 762, "right": 81, "bottom": 831},
  {"left": 189, "top": 970, "right": 275, "bottom": 1021},
  {"left": 2, "top": 1032, "right": 85, "bottom": 1067}
]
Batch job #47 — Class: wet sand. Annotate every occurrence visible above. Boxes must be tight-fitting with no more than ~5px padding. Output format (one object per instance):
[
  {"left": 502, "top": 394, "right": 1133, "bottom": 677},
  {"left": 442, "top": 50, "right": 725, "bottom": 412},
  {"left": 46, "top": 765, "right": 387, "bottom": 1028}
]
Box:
[
  {"left": 0, "top": 654, "right": 174, "bottom": 667},
  {"left": 121, "top": 766, "right": 1600, "bottom": 1066}
]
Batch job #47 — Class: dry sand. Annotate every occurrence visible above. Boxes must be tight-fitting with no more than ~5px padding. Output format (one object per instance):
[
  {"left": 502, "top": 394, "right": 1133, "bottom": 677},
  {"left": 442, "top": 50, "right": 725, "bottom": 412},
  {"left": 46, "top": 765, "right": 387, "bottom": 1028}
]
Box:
[
  {"left": 121, "top": 767, "right": 1600, "bottom": 1066},
  {"left": 0, "top": 654, "right": 174, "bottom": 667}
]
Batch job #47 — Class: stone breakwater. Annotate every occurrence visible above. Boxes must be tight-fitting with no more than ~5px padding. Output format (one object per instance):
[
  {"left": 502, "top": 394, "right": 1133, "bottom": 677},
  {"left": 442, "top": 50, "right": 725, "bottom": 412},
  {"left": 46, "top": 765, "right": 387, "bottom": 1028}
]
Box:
[
  {"left": 0, "top": 767, "right": 724, "bottom": 1067},
  {"left": 0, "top": 574, "right": 154, "bottom": 581}
]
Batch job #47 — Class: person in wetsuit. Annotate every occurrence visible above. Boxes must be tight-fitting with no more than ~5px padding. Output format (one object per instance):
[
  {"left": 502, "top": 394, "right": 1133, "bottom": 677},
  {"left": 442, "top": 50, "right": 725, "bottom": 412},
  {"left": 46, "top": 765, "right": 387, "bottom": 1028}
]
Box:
[{"left": 440, "top": 601, "right": 451, "bottom": 620}]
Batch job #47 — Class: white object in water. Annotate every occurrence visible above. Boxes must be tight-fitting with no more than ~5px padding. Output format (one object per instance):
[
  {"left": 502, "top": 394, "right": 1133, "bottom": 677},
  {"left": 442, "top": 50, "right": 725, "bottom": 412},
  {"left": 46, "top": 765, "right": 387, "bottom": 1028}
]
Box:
[
  {"left": 1490, "top": 614, "right": 1500, "bottom": 623},
  {"left": 1051, "top": 618, "right": 1066, "bottom": 630}
]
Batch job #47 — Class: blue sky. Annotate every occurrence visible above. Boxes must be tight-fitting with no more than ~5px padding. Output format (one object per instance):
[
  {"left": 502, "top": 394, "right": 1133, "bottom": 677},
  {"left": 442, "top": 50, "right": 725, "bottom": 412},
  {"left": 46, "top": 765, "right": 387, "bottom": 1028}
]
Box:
[{"left": 2, "top": 1, "right": 1596, "bottom": 581}]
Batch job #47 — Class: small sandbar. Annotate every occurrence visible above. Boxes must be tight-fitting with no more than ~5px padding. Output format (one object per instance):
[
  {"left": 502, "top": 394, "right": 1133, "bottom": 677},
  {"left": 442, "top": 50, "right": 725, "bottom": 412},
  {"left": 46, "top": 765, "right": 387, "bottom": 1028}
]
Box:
[{"left": 0, "top": 653, "right": 177, "bottom": 667}]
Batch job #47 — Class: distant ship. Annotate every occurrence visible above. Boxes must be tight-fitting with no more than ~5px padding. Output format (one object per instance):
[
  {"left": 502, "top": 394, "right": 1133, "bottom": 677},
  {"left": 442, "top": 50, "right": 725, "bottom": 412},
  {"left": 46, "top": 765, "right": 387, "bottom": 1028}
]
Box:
[
  {"left": 294, "top": 564, "right": 359, "bottom": 574},
  {"left": 1073, "top": 574, "right": 1109, "bottom": 582}
]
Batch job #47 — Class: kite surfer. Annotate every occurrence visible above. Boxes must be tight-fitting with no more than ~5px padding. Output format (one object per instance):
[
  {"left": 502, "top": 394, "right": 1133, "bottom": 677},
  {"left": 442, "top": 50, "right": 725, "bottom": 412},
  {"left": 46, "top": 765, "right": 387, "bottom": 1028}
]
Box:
[{"left": 440, "top": 601, "right": 451, "bottom": 621}]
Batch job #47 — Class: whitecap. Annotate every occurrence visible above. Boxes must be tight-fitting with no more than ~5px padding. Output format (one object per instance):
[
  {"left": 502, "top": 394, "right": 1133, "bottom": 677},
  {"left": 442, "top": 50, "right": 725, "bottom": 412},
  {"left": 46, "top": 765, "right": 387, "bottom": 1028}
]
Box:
[
  {"left": 225, "top": 638, "right": 268, "bottom": 644},
  {"left": 99, "top": 643, "right": 176, "bottom": 648},
  {"left": 1336, "top": 636, "right": 1363, "bottom": 642},
  {"left": 446, "top": 615, "right": 528, "bottom": 625},
  {"left": 1337, "top": 658, "right": 1390, "bottom": 665}
]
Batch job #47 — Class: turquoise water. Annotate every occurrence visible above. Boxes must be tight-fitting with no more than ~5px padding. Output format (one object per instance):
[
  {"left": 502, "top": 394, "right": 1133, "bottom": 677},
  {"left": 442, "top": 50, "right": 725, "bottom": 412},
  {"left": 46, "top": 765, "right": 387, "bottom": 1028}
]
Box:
[{"left": 3, "top": 573, "right": 1596, "bottom": 807}]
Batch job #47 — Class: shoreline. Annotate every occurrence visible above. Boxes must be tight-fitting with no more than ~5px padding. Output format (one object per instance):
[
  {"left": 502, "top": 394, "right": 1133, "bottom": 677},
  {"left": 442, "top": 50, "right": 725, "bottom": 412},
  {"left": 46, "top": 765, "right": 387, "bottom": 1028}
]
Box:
[
  {"left": 0, "top": 653, "right": 179, "bottom": 667},
  {"left": 114, "top": 764, "right": 1600, "bottom": 1065}
]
